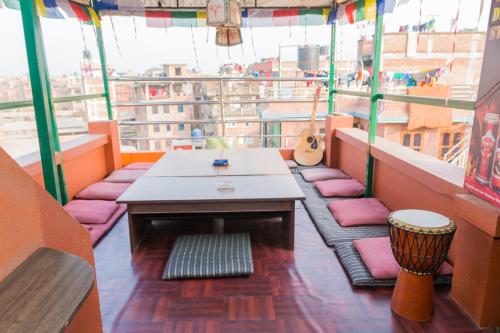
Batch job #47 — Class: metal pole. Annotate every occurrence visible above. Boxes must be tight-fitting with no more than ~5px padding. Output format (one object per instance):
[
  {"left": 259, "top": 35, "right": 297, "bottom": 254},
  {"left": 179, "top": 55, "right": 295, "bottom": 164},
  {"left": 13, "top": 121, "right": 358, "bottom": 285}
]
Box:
[
  {"left": 364, "top": 1, "right": 384, "bottom": 197},
  {"left": 328, "top": 22, "right": 336, "bottom": 115},
  {"left": 19, "top": 0, "right": 63, "bottom": 203},
  {"left": 96, "top": 26, "right": 113, "bottom": 120}
]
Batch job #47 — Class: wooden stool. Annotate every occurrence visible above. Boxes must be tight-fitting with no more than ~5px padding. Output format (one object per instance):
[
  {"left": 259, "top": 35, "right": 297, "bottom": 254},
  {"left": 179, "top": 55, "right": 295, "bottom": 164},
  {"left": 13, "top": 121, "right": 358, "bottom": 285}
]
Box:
[{"left": 388, "top": 210, "right": 456, "bottom": 321}]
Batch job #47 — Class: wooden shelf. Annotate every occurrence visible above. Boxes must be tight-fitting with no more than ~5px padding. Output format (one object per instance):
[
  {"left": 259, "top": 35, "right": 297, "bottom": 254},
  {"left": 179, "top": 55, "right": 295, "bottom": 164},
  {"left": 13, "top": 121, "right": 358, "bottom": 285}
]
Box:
[{"left": 0, "top": 248, "right": 94, "bottom": 333}]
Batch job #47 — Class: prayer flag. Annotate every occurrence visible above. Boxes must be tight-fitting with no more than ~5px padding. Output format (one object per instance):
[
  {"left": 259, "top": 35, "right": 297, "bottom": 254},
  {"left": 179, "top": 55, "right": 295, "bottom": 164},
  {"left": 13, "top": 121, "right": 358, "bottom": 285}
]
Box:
[
  {"left": 172, "top": 11, "right": 196, "bottom": 27},
  {"left": 272, "top": 9, "right": 299, "bottom": 27},
  {"left": 248, "top": 9, "right": 273, "bottom": 27},
  {"left": 145, "top": 10, "right": 172, "bottom": 28},
  {"left": 299, "top": 9, "right": 324, "bottom": 26},
  {"left": 93, "top": 0, "right": 118, "bottom": 10},
  {"left": 3, "top": 0, "right": 20, "bottom": 10}
]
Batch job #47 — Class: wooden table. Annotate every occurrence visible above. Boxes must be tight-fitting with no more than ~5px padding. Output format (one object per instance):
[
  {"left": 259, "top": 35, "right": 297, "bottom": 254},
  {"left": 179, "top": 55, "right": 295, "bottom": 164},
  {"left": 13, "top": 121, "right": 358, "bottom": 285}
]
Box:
[{"left": 118, "top": 148, "right": 304, "bottom": 252}]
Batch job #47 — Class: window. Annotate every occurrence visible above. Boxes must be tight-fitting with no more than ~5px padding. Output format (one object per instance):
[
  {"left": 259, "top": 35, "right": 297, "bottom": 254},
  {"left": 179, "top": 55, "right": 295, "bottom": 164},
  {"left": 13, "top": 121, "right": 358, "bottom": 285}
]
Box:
[
  {"left": 154, "top": 141, "right": 162, "bottom": 151},
  {"left": 166, "top": 124, "right": 171, "bottom": 132},
  {"left": 175, "top": 67, "right": 182, "bottom": 76},
  {"left": 179, "top": 124, "right": 185, "bottom": 131},
  {"left": 153, "top": 124, "right": 160, "bottom": 132},
  {"left": 245, "top": 122, "right": 251, "bottom": 127},
  {"left": 178, "top": 105, "right": 184, "bottom": 113},
  {"left": 152, "top": 105, "right": 159, "bottom": 114},
  {"left": 401, "top": 131, "right": 424, "bottom": 152},
  {"left": 226, "top": 122, "right": 236, "bottom": 128},
  {"left": 439, "top": 129, "right": 465, "bottom": 159},
  {"left": 163, "top": 105, "right": 169, "bottom": 113}
]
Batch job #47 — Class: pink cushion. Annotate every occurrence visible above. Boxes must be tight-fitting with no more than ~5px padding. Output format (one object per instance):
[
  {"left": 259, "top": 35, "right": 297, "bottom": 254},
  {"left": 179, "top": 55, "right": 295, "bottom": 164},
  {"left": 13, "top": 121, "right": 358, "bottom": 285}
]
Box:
[
  {"left": 315, "top": 179, "right": 365, "bottom": 197},
  {"left": 88, "top": 204, "right": 127, "bottom": 245},
  {"left": 103, "top": 169, "right": 145, "bottom": 183},
  {"left": 123, "top": 162, "right": 154, "bottom": 170},
  {"left": 77, "top": 182, "right": 131, "bottom": 201},
  {"left": 328, "top": 198, "right": 390, "bottom": 226},
  {"left": 285, "top": 160, "right": 298, "bottom": 168},
  {"left": 64, "top": 200, "right": 119, "bottom": 224},
  {"left": 301, "top": 168, "right": 350, "bottom": 182},
  {"left": 353, "top": 237, "right": 453, "bottom": 279}
]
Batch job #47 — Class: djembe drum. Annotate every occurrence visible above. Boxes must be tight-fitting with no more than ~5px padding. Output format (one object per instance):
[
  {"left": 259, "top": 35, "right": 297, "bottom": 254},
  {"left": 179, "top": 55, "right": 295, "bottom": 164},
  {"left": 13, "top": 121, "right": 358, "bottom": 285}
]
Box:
[{"left": 388, "top": 210, "right": 456, "bottom": 321}]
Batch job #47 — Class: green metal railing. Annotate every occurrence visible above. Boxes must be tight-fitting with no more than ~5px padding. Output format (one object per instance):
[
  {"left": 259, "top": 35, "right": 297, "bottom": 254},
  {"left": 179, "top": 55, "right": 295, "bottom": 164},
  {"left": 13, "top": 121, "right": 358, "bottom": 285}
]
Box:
[{"left": 4, "top": 0, "right": 481, "bottom": 203}]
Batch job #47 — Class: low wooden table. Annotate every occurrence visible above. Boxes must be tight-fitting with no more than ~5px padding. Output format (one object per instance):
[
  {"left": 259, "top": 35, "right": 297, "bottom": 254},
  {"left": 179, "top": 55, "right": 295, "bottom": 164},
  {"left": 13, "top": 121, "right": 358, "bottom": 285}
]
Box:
[{"left": 118, "top": 149, "right": 305, "bottom": 253}]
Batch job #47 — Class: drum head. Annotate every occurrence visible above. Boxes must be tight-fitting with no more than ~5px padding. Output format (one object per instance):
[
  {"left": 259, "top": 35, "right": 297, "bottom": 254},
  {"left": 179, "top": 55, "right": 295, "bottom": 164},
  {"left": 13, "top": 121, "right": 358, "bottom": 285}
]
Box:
[{"left": 390, "top": 210, "right": 451, "bottom": 231}]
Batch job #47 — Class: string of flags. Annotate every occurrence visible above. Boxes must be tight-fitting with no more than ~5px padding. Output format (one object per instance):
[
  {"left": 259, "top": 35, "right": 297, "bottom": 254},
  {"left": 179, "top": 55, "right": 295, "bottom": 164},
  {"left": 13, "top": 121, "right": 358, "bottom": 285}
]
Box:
[
  {"left": 399, "top": 18, "right": 436, "bottom": 33},
  {"left": 382, "top": 66, "right": 447, "bottom": 87},
  {"left": 1, "top": 0, "right": 398, "bottom": 28}
]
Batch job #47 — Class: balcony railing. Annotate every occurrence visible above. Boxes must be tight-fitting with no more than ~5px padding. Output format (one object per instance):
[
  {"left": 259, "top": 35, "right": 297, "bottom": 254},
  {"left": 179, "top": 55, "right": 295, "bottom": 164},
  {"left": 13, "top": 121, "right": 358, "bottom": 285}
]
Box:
[{"left": 110, "top": 76, "right": 330, "bottom": 150}]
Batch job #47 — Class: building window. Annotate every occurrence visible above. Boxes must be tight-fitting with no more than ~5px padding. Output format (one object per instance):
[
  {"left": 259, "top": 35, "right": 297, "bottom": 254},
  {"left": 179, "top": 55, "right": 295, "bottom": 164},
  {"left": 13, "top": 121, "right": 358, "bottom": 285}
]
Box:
[
  {"left": 152, "top": 105, "right": 159, "bottom": 114},
  {"left": 226, "top": 122, "right": 236, "bottom": 128},
  {"left": 401, "top": 131, "right": 424, "bottom": 152},
  {"left": 175, "top": 67, "right": 181, "bottom": 76},
  {"left": 245, "top": 122, "right": 251, "bottom": 127},
  {"left": 153, "top": 124, "right": 160, "bottom": 132},
  {"left": 154, "top": 141, "right": 162, "bottom": 151},
  {"left": 178, "top": 105, "right": 184, "bottom": 113},
  {"left": 179, "top": 124, "right": 185, "bottom": 131},
  {"left": 163, "top": 105, "right": 169, "bottom": 113},
  {"left": 166, "top": 124, "right": 171, "bottom": 132},
  {"left": 439, "top": 129, "right": 464, "bottom": 159}
]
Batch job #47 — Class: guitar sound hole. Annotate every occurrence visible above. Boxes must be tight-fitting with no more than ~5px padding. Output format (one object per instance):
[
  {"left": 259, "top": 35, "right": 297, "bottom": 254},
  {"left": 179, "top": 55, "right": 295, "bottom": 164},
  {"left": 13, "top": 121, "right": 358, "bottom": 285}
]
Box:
[{"left": 307, "top": 137, "right": 314, "bottom": 143}]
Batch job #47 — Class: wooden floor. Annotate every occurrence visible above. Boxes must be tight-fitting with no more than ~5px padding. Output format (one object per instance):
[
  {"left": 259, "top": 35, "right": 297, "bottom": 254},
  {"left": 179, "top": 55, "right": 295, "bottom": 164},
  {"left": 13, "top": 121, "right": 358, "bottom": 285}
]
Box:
[{"left": 94, "top": 202, "right": 494, "bottom": 333}]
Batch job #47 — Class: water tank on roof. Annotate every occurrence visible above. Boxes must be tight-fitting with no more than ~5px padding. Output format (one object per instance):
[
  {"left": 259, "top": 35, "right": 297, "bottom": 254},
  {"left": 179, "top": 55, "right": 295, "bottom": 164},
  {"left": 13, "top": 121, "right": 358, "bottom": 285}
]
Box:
[{"left": 298, "top": 45, "right": 320, "bottom": 71}]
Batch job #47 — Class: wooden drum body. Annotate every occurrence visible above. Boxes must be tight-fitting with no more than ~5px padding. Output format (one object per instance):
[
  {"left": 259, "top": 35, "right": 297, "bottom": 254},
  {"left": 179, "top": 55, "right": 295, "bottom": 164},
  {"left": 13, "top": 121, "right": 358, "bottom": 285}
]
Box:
[{"left": 388, "top": 210, "right": 456, "bottom": 321}]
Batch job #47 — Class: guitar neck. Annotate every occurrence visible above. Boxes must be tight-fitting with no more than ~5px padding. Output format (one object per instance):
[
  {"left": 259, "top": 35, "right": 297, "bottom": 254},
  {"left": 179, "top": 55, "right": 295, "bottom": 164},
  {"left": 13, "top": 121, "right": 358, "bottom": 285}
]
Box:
[{"left": 308, "top": 92, "right": 319, "bottom": 135}]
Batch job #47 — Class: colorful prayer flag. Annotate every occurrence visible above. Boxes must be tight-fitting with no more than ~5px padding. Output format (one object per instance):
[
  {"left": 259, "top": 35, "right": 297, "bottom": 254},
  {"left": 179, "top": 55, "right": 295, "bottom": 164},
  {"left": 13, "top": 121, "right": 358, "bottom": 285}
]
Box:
[
  {"left": 88, "top": 7, "right": 101, "bottom": 27},
  {"left": 272, "top": 9, "right": 299, "bottom": 27},
  {"left": 247, "top": 9, "right": 273, "bottom": 27},
  {"left": 344, "top": 3, "right": 356, "bottom": 24},
  {"left": 56, "top": 0, "right": 75, "bottom": 17},
  {"left": 172, "top": 11, "right": 196, "bottom": 27},
  {"left": 365, "top": 0, "right": 376, "bottom": 20},
  {"left": 93, "top": 0, "right": 118, "bottom": 10},
  {"left": 43, "top": 0, "right": 57, "bottom": 8},
  {"left": 196, "top": 11, "right": 207, "bottom": 27},
  {"left": 69, "top": 2, "right": 91, "bottom": 22},
  {"left": 299, "top": 8, "right": 324, "bottom": 26},
  {"left": 145, "top": 10, "right": 172, "bottom": 28},
  {"left": 36, "top": 0, "right": 64, "bottom": 19},
  {"left": 355, "top": 0, "right": 366, "bottom": 22}
]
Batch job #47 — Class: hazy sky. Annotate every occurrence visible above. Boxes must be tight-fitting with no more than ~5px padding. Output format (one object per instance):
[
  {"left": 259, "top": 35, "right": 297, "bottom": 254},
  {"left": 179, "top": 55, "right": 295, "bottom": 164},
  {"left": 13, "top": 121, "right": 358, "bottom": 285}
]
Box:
[{"left": 0, "top": 0, "right": 489, "bottom": 77}]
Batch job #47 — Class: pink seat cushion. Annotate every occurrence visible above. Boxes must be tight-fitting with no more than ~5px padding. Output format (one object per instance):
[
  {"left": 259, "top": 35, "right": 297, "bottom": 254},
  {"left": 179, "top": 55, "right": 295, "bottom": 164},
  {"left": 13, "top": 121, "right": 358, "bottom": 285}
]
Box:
[
  {"left": 328, "top": 198, "right": 390, "bottom": 226},
  {"left": 285, "top": 160, "right": 298, "bottom": 169},
  {"left": 88, "top": 204, "right": 127, "bottom": 245},
  {"left": 82, "top": 224, "right": 93, "bottom": 231},
  {"left": 353, "top": 237, "right": 453, "bottom": 279},
  {"left": 122, "top": 162, "right": 154, "bottom": 170},
  {"left": 103, "top": 169, "right": 145, "bottom": 183},
  {"left": 315, "top": 179, "right": 365, "bottom": 197},
  {"left": 76, "top": 182, "right": 131, "bottom": 201},
  {"left": 301, "top": 168, "right": 350, "bottom": 182},
  {"left": 64, "top": 200, "right": 119, "bottom": 224}
]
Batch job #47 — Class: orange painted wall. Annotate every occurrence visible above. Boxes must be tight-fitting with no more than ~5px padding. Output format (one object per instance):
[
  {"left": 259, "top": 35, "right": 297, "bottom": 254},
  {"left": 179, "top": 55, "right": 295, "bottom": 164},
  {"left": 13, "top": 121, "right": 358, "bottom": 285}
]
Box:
[{"left": 0, "top": 147, "right": 103, "bottom": 332}]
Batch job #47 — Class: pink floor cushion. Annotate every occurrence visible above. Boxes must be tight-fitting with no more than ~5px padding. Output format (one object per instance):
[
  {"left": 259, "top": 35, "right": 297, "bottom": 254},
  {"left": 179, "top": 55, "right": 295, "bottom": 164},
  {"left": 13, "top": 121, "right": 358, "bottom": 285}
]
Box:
[
  {"left": 82, "top": 224, "right": 93, "bottom": 231},
  {"left": 88, "top": 204, "right": 127, "bottom": 246},
  {"left": 122, "top": 162, "right": 154, "bottom": 170},
  {"left": 315, "top": 179, "right": 365, "bottom": 197},
  {"left": 353, "top": 237, "right": 453, "bottom": 279},
  {"left": 328, "top": 198, "right": 390, "bottom": 226},
  {"left": 76, "top": 182, "right": 131, "bottom": 201},
  {"left": 285, "top": 160, "right": 298, "bottom": 169},
  {"left": 103, "top": 169, "right": 145, "bottom": 183},
  {"left": 301, "top": 168, "right": 350, "bottom": 182},
  {"left": 64, "top": 200, "right": 119, "bottom": 224}
]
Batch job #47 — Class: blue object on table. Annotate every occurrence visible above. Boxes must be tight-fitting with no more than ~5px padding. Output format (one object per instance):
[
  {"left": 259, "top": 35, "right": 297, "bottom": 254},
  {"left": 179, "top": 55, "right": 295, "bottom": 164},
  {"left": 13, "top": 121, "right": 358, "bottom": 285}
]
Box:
[{"left": 213, "top": 159, "right": 229, "bottom": 167}]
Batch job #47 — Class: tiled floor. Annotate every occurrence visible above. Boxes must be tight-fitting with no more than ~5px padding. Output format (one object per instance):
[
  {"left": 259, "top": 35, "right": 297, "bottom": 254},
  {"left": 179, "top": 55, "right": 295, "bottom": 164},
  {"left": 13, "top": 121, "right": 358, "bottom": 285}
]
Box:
[{"left": 94, "top": 202, "right": 494, "bottom": 333}]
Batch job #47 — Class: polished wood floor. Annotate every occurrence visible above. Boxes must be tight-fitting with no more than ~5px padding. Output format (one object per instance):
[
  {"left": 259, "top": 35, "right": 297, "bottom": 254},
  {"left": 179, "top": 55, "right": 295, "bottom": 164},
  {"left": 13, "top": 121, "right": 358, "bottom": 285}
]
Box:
[{"left": 94, "top": 203, "right": 494, "bottom": 333}]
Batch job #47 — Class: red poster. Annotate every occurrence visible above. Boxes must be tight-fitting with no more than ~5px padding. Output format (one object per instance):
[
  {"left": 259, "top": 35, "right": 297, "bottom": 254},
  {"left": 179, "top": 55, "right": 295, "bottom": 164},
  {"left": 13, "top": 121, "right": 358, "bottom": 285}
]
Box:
[{"left": 464, "top": 0, "right": 500, "bottom": 208}]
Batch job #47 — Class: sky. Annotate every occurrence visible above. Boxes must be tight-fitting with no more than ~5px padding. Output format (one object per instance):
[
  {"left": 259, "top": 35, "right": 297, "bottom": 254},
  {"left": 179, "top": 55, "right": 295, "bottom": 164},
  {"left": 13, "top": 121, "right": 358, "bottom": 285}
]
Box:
[{"left": 0, "top": 0, "right": 490, "bottom": 77}]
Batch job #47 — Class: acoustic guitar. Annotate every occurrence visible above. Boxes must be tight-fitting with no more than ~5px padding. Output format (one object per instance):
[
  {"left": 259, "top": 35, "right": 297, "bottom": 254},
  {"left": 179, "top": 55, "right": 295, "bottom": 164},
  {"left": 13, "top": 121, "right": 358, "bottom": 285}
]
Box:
[{"left": 294, "top": 86, "right": 324, "bottom": 166}]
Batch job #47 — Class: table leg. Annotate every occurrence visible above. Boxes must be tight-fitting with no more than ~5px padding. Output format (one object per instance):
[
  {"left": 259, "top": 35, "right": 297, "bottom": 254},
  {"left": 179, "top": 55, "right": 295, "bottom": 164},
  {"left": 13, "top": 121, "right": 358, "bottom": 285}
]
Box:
[
  {"left": 283, "top": 201, "right": 295, "bottom": 250},
  {"left": 128, "top": 211, "right": 151, "bottom": 253}
]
